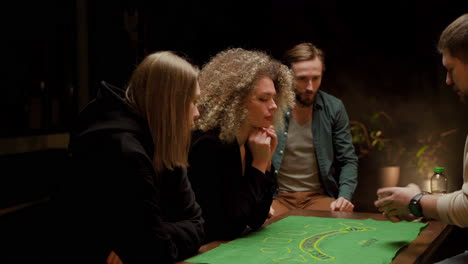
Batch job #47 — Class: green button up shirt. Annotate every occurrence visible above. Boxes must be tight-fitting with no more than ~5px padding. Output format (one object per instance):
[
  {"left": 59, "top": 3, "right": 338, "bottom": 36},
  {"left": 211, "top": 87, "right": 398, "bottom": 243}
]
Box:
[{"left": 272, "top": 90, "right": 358, "bottom": 200}]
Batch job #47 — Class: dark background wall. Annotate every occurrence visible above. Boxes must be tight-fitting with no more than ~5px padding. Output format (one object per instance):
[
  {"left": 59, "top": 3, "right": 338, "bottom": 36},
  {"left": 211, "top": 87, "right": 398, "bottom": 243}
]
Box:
[
  {"left": 91, "top": 0, "right": 468, "bottom": 195},
  {"left": 1, "top": 1, "right": 468, "bottom": 209}
]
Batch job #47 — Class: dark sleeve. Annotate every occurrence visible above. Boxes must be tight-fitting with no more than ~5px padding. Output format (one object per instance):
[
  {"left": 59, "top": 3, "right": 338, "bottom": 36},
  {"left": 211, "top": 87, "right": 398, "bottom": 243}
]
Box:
[
  {"left": 188, "top": 135, "right": 275, "bottom": 241},
  {"left": 240, "top": 165, "right": 276, "bottom": 231},
  {"left": 332, "top": 100, "right": 359, "bottom": 200},
  {"left": 115, "top": 149, "right": 203, "bottom": 263},
  {"left": 160, "top": 167, "right": 205, "bottom": 261}
]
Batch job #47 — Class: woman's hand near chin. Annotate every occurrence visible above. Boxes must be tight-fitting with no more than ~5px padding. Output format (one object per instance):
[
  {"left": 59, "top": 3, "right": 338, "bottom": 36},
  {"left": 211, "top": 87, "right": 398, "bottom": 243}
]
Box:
[
  {"left": 263, "top": 125, "right": 277, "bottom": 154},
  {"left": 248, "top": 128, "right": 272, "bottom": 173}
]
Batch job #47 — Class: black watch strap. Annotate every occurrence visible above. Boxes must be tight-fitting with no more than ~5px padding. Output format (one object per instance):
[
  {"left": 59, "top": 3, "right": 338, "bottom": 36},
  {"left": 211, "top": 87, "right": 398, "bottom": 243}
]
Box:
[{"left": 408, "top": 193, "right": 424, "bottom": 217}]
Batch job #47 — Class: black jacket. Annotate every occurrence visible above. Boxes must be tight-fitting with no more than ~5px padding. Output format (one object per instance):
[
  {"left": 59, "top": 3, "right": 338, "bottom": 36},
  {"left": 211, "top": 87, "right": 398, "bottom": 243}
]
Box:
[
  {"left": 188, "top": 129, "right": 276, "bottom": 242},
  {"left": 58, "top": 81, "right": 204, "bottom": 263}
]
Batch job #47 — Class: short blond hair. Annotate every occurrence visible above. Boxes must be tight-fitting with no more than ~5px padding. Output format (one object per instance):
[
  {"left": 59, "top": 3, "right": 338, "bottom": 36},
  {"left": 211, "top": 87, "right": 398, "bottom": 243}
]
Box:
[
  {"left": 196, "top": 48, "right": 295, "bottom": 142},
  {"left": 283, "top": 42, "right": 326, "bottom": 71},
  {"left": 126, "top": 51, "right": 199, "bottom": 171},
  {"left": 438, "top": 14, "right": 468, "bottom": 63}
]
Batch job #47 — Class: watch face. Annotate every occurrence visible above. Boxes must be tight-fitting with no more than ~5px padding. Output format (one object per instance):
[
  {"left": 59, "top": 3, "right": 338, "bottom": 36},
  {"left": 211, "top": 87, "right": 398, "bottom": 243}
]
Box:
[{"left": 409, "top": 194, "right": 423, "bottom": 217}]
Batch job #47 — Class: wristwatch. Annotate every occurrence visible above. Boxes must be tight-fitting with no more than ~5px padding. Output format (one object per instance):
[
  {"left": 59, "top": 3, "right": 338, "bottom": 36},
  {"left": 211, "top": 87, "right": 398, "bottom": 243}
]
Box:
[{"left": 408, "top": 193, "right": 425, "bottom": 217}]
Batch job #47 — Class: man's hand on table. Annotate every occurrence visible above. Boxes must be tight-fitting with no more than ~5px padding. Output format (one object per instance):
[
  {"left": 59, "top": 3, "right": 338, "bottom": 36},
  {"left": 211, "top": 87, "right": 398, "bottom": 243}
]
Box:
[
  {"left": 330, "top": 197, "right": 354, "bottom": 212},
  {"left": 374, "top": 183, "right": 422, "bottom": 222},
  {"left": 268, "top": 206, "right": 275, "bottom": 218}
]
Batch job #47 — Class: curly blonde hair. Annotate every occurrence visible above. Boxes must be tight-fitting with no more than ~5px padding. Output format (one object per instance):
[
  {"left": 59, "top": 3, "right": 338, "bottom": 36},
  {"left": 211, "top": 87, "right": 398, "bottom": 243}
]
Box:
[{"left": 196, "top": 48, "right": 295, "bottom": 142}]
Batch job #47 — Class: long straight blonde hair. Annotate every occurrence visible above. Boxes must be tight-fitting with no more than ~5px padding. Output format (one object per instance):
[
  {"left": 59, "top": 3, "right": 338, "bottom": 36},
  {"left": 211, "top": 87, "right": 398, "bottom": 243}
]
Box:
[{"left": 126, "top": 51, "right": 198, "bottom": 171}]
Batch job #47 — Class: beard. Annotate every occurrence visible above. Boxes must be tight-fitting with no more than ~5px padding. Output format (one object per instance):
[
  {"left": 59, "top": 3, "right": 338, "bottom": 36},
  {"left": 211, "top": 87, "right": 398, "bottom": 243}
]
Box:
[
  {"left": 295, "top": 92, "right": 315, "bottom": 107},
  {"left": 454, "top": 85, "right": 467, "bottom": 103},
  {"left": 459, "top": 93, "right": 466, "bottom": 104}
]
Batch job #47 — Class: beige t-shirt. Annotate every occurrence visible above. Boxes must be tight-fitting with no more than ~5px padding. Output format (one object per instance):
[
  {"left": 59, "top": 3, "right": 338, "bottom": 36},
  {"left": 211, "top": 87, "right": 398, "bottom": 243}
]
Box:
[
  {"left": 277, "top": 118, "right": 321, "bottom": 193},
  {"left": 437, "top": 135, "right": 468, "bottom": 227}
]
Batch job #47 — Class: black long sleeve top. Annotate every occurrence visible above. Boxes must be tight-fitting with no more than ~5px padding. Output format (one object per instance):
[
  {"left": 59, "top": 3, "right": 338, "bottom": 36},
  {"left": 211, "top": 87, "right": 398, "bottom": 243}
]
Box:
[{"left": 188, "top": 129, "right": 276, "bottom": 242}]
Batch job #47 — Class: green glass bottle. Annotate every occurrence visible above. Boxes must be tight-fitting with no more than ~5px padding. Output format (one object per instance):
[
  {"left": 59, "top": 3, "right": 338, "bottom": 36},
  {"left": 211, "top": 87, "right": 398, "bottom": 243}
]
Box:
[{"left": 431, "top": 167, "right": 448, "bottom": 194}]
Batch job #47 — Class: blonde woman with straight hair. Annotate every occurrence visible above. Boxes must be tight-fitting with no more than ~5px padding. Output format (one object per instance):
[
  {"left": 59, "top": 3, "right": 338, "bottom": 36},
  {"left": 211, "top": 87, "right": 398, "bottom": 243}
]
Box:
[
  {"left": 188, "top": 48, "right": 295, "bottom": 242},
  {"left": 58, "top": 51, "right": 204, "bottom": 263}
]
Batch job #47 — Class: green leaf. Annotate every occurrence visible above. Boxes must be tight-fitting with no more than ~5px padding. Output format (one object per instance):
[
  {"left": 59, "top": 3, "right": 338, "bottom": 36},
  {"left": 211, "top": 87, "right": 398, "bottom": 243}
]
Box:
[{"left": 416, "top": 145, "right": 428, "bottom": 157}]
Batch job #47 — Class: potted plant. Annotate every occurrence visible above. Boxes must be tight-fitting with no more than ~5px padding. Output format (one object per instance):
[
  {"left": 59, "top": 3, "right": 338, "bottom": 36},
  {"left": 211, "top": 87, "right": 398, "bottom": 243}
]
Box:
[
  {"left": 350, "top": 111, "right": 406, "bottom": 187},
  {"left": 406, "top": 129, "right": 457, "bottom": 192},
  {"left": 413, "top": 129, "right": 457, "bottom": 176}
]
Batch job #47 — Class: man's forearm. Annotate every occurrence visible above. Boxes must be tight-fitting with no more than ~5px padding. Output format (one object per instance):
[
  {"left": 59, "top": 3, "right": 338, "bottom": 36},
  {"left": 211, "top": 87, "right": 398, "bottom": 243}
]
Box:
[{"left": 420, "top": 194, "right": 440, "bottom": 220}]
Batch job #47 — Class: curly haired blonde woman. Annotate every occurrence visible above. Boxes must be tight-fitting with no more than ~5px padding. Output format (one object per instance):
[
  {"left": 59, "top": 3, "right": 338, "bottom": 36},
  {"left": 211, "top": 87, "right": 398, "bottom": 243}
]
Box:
[{"left": 188, "top": 48, "right": 295, "bottom": 242}]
